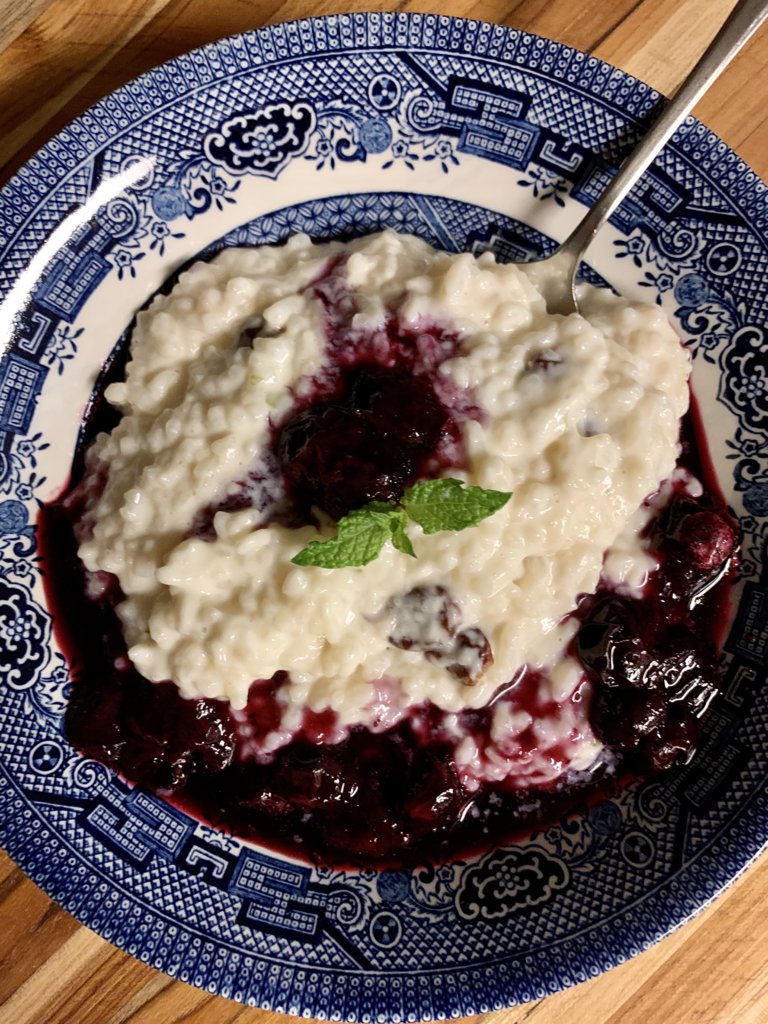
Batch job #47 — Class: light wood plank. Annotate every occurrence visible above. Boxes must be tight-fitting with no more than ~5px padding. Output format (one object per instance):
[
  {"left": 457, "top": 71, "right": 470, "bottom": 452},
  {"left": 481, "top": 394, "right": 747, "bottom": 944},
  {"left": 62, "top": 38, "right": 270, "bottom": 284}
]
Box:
[
  {"left": 101, "top": 973, "right": 174, "bottom": 1024},
  {"left": 0, "top": 0, "right": 52, "bottom": 53},
  {"left": 0, "top": 925, "right": 156, "bottom": 1024},
  {"left": 595, "top": 0, "right": 737, "bottom": 94},
  {"left": 0, "top": 0, "right": 176, "bottom": 175},
  {"left": 0, "top": 859, "right": 22, "bottom": 892},
  {"left": 0, "top": 872, "right": 81, "bottom": 1005}
]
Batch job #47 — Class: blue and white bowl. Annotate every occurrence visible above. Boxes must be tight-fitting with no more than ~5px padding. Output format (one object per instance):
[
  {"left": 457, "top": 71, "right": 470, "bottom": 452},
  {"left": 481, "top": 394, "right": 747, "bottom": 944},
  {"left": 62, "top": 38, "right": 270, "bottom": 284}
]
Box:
[{"left": 0, "top": 14, "right": 766, "bottom": 1019}]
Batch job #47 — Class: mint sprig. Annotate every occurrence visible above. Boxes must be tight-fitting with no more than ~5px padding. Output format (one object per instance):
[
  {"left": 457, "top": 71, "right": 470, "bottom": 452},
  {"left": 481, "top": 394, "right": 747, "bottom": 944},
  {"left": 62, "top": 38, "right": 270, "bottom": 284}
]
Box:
[
  {"left": 402, "top": 478, "right": 512, "bottom": 534},
  {"left": 291, "top": 504, "right": 409, "bottom": 568},
  {"left": 291, "top": 479, "right": 511, "bottom": 569}
]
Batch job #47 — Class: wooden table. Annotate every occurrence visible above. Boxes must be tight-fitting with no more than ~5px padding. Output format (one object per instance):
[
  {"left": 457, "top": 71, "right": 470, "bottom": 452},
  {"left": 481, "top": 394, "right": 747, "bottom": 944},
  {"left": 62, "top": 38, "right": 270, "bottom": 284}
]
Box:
[{"left": 1, "top": 1, "right": 766, "bottom": 1021}]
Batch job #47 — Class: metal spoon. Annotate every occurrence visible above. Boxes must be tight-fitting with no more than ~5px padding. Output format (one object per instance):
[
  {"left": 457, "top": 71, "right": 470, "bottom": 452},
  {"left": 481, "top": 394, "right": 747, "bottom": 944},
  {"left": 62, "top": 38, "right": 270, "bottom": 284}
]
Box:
[{"left": 535, "top": 0, "right": 768, "bottom": 315}]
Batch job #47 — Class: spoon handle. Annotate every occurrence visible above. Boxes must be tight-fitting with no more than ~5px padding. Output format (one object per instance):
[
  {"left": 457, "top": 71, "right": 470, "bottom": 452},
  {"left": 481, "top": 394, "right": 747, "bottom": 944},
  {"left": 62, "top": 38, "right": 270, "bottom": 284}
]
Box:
[{"left": 561, "top": 0, "right": 768, "bottom": 263}]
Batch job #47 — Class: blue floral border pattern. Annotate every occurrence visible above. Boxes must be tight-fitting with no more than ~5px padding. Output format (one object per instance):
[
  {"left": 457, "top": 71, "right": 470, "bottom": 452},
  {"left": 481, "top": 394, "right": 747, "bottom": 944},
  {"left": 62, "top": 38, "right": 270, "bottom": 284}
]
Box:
[{"left": 0, "top": 13, "right": 766, "bottom": 1019}]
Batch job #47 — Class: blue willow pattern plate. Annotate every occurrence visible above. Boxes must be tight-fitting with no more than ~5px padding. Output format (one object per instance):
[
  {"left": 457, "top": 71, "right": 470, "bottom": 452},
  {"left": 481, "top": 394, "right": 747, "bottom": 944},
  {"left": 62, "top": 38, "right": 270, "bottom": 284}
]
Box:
[{"left": 0, "top": 13, "right": 766, "bottom": 1019}]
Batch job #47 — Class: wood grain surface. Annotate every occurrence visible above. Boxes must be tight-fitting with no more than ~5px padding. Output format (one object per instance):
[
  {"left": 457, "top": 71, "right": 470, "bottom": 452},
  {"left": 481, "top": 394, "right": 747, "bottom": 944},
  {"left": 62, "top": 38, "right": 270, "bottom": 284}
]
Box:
[{"left": 0, "top": 1, "right": 766, "bottom": 1022}]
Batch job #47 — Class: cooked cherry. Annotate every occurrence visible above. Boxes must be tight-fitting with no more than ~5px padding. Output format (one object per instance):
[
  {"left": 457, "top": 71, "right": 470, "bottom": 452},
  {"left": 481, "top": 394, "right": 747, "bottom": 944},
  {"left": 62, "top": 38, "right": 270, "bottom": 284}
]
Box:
[
  {"left": 642, "top": 710, "right": 699, "bottom": 771},
  {"left": 592, "top": 687, "right": 668, "bottom": 750},
  {"left": 678, "top": 510, "right": 737, "bottom": 570},
  {"left": 277, "top": 366, "right": 454, "bottom": 519}
]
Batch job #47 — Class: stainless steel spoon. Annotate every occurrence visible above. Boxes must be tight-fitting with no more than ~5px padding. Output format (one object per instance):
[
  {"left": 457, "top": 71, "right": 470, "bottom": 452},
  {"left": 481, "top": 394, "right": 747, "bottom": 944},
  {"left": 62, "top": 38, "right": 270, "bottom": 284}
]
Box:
[{"left": 536, "top": 0, "right": 768, "bottom": 315}]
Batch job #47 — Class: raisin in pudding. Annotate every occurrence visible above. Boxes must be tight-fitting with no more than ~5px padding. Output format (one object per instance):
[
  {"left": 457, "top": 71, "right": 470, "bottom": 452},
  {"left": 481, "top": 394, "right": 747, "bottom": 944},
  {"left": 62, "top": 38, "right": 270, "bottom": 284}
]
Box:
[{"left": 43, "top": 230, "right": 739, "bottom": 867}]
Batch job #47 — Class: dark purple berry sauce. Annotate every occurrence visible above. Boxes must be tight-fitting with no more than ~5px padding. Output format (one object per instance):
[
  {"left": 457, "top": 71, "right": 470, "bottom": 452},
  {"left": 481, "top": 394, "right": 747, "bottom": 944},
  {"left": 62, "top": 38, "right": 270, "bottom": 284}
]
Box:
[
  {"left": 276, "top": 365, "right": 457, "bottom": 519},
  {"left": 574, "top": 461, "right": 736, "bottom": 776},
  {"left": 39, "top": 255, "right": 740, "bottom": 870}
]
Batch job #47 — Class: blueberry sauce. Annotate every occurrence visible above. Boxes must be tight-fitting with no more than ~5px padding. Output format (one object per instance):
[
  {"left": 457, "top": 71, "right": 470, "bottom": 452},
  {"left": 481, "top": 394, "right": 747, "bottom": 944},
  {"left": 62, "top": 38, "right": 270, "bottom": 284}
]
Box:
[
  {"left": 574, "top": 463, "right": 736, "bottom": 775},
  {"left": 277, "top": 365, "right": 457, "bottom": 519},
  {"left": 39, "top": 258, "right": 740, "bottom": 870}
]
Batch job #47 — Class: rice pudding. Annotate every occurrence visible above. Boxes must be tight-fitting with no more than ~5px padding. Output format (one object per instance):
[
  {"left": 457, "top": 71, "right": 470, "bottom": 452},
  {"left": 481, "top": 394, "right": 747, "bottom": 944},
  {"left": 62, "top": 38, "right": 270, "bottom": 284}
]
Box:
[{"left": 44, "top": 230, "right": 737, "bottom": 866}]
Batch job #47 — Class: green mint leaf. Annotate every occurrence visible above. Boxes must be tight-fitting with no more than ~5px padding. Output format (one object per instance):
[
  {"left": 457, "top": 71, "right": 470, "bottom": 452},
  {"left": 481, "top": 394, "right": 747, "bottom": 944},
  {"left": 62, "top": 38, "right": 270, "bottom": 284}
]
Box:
[
  {"left": 291, "top": 481, "right": 511, "bottom": 569},
  {"left": 390, "top": 515, "right": 416, "bottom": 557},
  {"left": 403, "top": 478, "right": 512, "bottom": 534},
  {"left": 292, "top": 505, "right": 406, "bottom": 568},
  {"left": 366, "top": 503, "right": 415, "bottom": 556}
]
